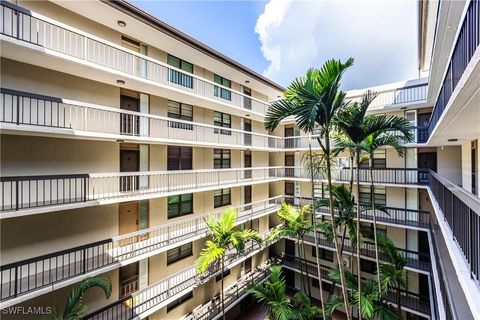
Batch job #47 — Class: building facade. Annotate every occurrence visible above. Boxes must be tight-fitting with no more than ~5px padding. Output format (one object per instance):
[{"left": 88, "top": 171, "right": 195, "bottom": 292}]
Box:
[{"left": 0, "top": 0, "right": 478, "bottom": 319}]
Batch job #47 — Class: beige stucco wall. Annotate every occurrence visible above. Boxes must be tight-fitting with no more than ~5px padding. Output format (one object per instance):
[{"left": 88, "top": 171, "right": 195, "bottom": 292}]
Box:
[
  {"left": 1, "top": 135, "right": 119, "bottom": 175},
  {"left": 437, "top": 146, "right": 462, "bottom": 185}
]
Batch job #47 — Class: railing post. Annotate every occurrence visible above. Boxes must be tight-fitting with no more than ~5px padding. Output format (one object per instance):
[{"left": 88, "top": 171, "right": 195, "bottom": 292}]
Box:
[
  {"left": 16, "top": 95, "right": 20, "bottom": 125},
  {"left": 14, "top": 265, "right": 18, "bottom": 298},
  {"left": 82, "top": 248, "right": 87, "bottom": 274},
  {"left": 15, "top": 180, "right": 19, "bottom": 211},
  {"left": 83, "top": 177, "right": 87, "bottom": 202}
]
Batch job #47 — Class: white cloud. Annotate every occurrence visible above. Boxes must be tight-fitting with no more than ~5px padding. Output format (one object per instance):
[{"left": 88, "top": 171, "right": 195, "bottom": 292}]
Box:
[{"left": 255, "top": 0, "right": 419, "bottom": 90}]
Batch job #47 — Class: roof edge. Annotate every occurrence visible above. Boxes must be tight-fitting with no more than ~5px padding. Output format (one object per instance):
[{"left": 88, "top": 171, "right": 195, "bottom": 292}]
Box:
[{"left": 102, "top": 0, "right": 286, "bottom": 93}]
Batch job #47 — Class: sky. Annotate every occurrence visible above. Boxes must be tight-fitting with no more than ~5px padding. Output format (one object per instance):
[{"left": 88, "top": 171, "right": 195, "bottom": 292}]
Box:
[{"left": 132, "top": 0, "right": 419, "bottom": 91}]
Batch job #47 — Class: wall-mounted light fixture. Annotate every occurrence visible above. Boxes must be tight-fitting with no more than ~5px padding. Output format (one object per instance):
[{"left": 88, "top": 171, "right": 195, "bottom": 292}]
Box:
[{"left": 117, "top": 20, "right": 126, "bottom": 27}]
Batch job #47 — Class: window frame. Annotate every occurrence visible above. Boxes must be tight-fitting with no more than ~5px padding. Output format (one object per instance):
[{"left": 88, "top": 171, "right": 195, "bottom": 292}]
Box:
[
  {"left": 213, "top": 111, "right": 232, "bottom": 135},
  {"left": 167, "top": 146, "right": 193, "bottom": 171},
  {"left": 312, "top": 247, "right": 334, "bottom": 262},
  {"left": 167, "top": 242, "right": 193, "bottom": 265},
  {"left": 359, "top": 185, "right": 387, "bottom": 206},
  {"left": 213, "top": 74, "right": 232, "bottom": 101},
  {"left": 214, "top": 188, "right": 231, "bottom": 208},
  {"left": 167, "top": 100, "right": 193, "bottom": 130},
  {"left": 214, "top": 149, "right": 231, "bottom": 169},
  {"left": 167, "top": 193, "right": 194, "bottom": 219},
  {"left": 167, "top": 54, "right": 194, "bottom": 88}
]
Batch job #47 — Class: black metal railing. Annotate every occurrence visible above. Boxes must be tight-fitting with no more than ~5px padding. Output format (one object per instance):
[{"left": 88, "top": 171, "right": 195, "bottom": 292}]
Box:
[
  {"left": 0, "top": 174, "right": 88, "bottom": 211},
  {"left": 290, "top": 196, "right": 431, "bottom": 229},
  {"left": 0, "top": 239, "right": 113, "bottom": 300},
  {"left": 427, "top": 0, "right": 480, "bottom": 138},
  {"left": 302, "top": 233, "right": 431, "bottom": 272},
  {"left": 417, "top": 126, "right": 429, "bottom": 143},
  {"left": 282, "top": 256, "right": 431, "bottom": 315},
  {"left": 429, "top": 170, "right": 480, "bottom": 284},
  {"left": 332, "top": 167, "right": 429, "bottom": 185}
]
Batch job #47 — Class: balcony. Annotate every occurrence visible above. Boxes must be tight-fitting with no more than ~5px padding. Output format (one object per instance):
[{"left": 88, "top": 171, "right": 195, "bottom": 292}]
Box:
[
  {"left": 83, "top": 230, "right": 275, "bottom": 320},
  {"left": 290, "top": 197, "right": 431, "bottom": 230},
  {"left": 427, "top": 0, "right": 480, "bottom": 140},
  {"left": 285, "top": 167, "right": 430, "bottom": 186},
  {"left": 429, "top": 170, "right": 480, "bottom": 286},
  {"left": 346, "top": 82, "right": 428, "bottom": 111},
  {"left": 299, "top": 232, "right": 431, "bottom": 273},
  {"left": 184, "top": 262, "right": 270, "bottom": 320},
  {"left": 0, "top": 197, "right": 282, "bottom": 307},
  {"left": 0, "top": 88, "right": 282, "bottom": 151},
  {"left": 0, "top": 2, "right": 270, "bottom": 118},
  {"left": 0, "top": 167, "right": 431, "bottom": 216},
  {"left": 0, "top": 167, "right": 283, "bottom": 216},
  {"left": 282, "top": 256, "right": 431, "bottom": 316}
]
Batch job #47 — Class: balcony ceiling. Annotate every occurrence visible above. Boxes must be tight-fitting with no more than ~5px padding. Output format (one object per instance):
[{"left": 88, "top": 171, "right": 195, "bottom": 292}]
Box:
[{"left": 49, "top": 0, "right": 284, "bottom": 101}]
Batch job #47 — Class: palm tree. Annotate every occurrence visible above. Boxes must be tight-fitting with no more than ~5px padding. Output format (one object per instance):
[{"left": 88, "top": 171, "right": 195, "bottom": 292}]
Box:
[
  {"left": 52, "top": 275, "right": 112, "bottom": 320},
  {"left": 362, "top": 131, "right": 411, "bottom": 296},
  {"left": 248, "top": 265, "right": 297, "bottom": 320},
  {"left": 334, "top": 91, "right": 413, "bottom": 319},
  {"left": 265, "top": 58, "right": 354, "bottom": 320},
  {"left": 268, "top": 203, "right": 314, "bottom": 297},
  {"left": 326, "top": 267, "right": 401, "bottom": 320},
  {"left": 377, "top": 232, "right": 407, "bottom": 314},
  {"left": 249, "top": 266, "right": 324, "bottom": 320},
  {"left": 195, "top": 208, "right": 262, "bottom": 320}
]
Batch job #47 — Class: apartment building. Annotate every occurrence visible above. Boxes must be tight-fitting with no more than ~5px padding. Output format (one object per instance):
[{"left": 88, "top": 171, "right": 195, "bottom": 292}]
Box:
[{"left": 0, "top": 1, "right": 478, "bottom": 320}]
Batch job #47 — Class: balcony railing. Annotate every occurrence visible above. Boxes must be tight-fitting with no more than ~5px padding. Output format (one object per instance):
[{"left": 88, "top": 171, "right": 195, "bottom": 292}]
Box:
[
  {"left": 0, "top": 196, "right": 282, "bottom": 304},
  {"left": 0, "top": 167, "right": 430, "bottom": 215},
  {"left": 120, "top": 275, "right": 139, "bottom": 298},
  {"left": 0, "top": 88, "right": 283, "bottom": 150},
  {"left": 301, "top": 232, "right": 431, "bottom": 272},
  {"left": 346, "top": 83, "right": 428, "bottom": 109},
  {"left": 290, "top": 196, "right": 431, "bottom": 229},
  {"left": 83, "top": 230, "right": 275, "bottom": 320},
  {"left": 427, "top": 0, "right": 480, "bottom": 139},
  {"left": 0, "top": 2, "right": 270, "bottom": 116},
  {"left": 0, "top": 167, "right": 283, "bottom": 213},
  {"left": 184, "top": 262, "right": 270, "bottom": 320},
  {"left": 285, "top": 166, "right": 430, "bottom": 185},
  {"left": 429, "top": 170, "right": 480, "bottom": 284},
  {"left": 282, "top": 256, "right": 431, "bottom": 316}
]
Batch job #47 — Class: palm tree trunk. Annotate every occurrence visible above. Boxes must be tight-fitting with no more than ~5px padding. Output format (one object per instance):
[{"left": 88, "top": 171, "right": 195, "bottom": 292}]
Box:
[
  {"left": 369, "top": 157, "right": 382, "bottom": 297},
  {"left": 221, "top": 255, "right": 226, "bottom": 320},
  {"left": 349, "top": 154, "right": 354, "bottom": 193},
  {"left": 355, "top": 149, "right": 362, "bottom": 320},
  {"left": 300, "top": 238, "right": 312, "bottom": 298},
  {"left": 397, "top": 287, "right": 402, "bottom": 314},
  {"left": 297, "top": 239, "right": 308, "bottom": 293},
  {"left": 324, "top": 136, "right": 351, "bottom": 320},
  {"left": 309, "top": 142, "right": 326, "bottom": 316},
  {"left": 327, "top": 227, "right": 347, "bottom": 297}
]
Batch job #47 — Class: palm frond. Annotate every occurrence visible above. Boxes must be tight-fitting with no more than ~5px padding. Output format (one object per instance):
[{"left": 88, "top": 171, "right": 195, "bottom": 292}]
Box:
[{"left": 195, "top": 240, "right": 225, "bottom": 274}]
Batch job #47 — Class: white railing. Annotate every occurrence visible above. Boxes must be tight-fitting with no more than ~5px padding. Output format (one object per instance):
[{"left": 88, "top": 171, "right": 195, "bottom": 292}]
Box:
[
  {"left": 0, "top": 2, "right": 271, "bottom": 115},
  {"left": 0, "top": 89, "right": 282, "bottom": 150},
  {"left": 0, "top": 196, "right": 282, "bottom": 305},
  {"left": 84, "top": 229, "right": 276, "bottom": 320},
  {"left": 184, "top": 262, "right": 270, "bottom": 320}
]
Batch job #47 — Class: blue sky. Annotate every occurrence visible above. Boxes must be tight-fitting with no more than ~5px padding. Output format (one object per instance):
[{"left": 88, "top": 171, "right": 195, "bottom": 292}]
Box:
[{"left": 132, "top": 0, "right": 419, "bottom": 90}]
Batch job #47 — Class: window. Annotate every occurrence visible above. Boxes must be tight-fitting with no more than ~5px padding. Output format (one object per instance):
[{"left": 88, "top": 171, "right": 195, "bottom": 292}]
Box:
[
  {"left": 213, "top": 111, "right": 231, "bottom": 135},
  {"left": 214, "top": 149, "right": 231, "bottom": 169},
  {"left": 167, "top": 146, "right": 192, "bottom": 170},
  {"left": 214, "top": 74, "right": 231, "bottom": 100},
  {"left": 167, "top": 243, "right": 193, "bottom": 265},
  {"left": 214, "top": 189, "right": 231, "bottom": 208},
  {"left": 167, "top": 291, "right": 193, "bottom": 312},
  {"left": 359, "top": 149, "right": 386, "bottom": 168},
  {"left": 167, "top": 54, "right": 193, "bottom": 88},
  {"left": 168, "top": 193, "right": 193, "bottom": 219},
  {"left": 359, "top": 185, "right": 386, "bottom": 206},
  {"left": 168, "top": 100, "right": 193, "bottom": 130},
  {"left": 215, "top": 269, "right": 231, "bottom": 282},
  {"left": 312, "top": 247, "right": 334, "bottom": 262},
  {"left": 360, "top": 259, "right": 377, "bottom": 274},
  {"left": 312, "top": 279, "right": 332, "bottom": 292}
]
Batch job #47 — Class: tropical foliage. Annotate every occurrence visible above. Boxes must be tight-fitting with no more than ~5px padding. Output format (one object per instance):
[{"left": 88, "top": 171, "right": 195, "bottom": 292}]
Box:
[
  {"left": 51, "top": 276, "right": 112, "bottom": 320},
  {"left": 196, "top": 208, "right": 262, "bottom": 320}
]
